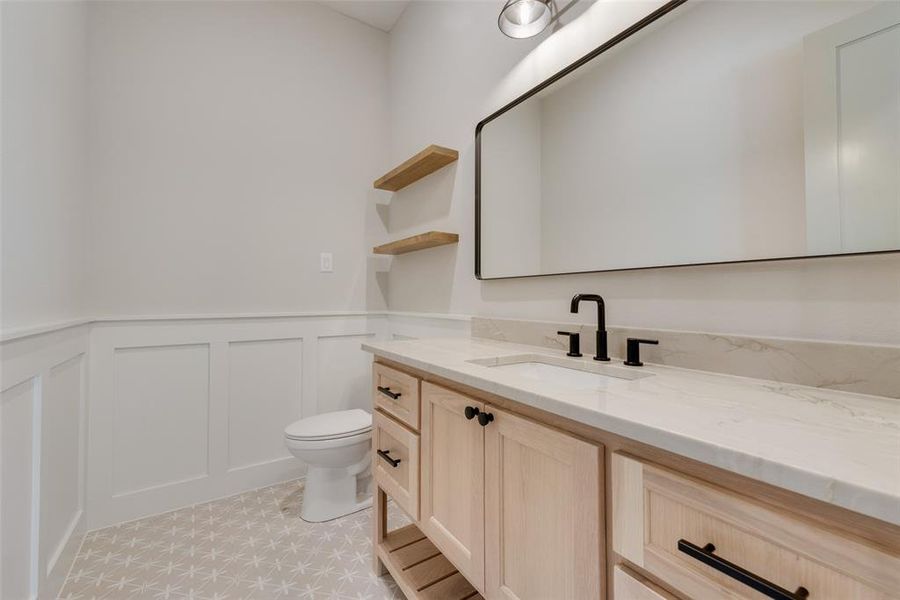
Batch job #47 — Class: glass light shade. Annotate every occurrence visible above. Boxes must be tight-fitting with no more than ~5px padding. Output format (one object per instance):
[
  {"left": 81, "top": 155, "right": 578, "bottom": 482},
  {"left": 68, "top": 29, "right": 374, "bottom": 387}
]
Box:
[{"left": 498, "top": 0, "right": 553, "bottom": 39}]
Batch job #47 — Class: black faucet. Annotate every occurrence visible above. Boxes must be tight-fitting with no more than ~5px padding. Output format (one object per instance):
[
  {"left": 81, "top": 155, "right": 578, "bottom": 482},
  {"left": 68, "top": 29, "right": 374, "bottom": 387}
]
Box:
[
  {"left": 570, "top": 293, "right": 609, "bottom": 361},
  {"left": 557, "top": 331, "right": 582, "bottom": 357},
  {"left": 624, "top": 338, "right": 659, "bottom": 367}
]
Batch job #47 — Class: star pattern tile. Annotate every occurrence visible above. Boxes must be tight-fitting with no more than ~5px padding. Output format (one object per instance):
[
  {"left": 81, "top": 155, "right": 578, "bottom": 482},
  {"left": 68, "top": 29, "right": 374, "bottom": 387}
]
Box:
[{"left": 58, "top": 480, "right": 409, "bottom": 600}]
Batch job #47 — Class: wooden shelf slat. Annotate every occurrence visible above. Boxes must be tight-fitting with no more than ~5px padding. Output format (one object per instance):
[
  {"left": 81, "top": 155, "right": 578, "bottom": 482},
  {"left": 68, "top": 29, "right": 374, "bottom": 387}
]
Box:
[
  {"left": 393, "top": 538, "right": 441, "bottom": 568},
  {"left": 419, "top": 572, "right": 482, "bottom": 600},
  {"left": 378, "top": 524, "right": 481, "bottom": 600},
  {"left": 373, "top": 231, "right": 459, "bottom": 255},
  {"left": 382, "top": 523, "right": 427, "bottom": 552},
  {"left": 374, "top": 145, "right": 459, "bottom": 192}
]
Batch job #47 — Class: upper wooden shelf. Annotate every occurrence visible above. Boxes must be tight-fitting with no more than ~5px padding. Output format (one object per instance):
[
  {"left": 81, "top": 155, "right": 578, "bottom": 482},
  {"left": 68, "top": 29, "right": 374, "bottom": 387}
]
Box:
[
  {"left": 374, "top": 145, "right": 459, "bottom": 192},
  {"left": 373, "top": 231, "right": 459, "bottom": 255}
]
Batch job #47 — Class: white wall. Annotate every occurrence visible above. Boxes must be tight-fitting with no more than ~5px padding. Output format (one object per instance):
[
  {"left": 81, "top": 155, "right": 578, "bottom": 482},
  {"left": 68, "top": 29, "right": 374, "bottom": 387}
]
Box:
[
  {"left": 1, "top": 2, "right": 394, "bottom": 595},
  {"left": 85, "top": 1, "right": 390, "bottom": 318},
  {"left": 1, "top": 1, "right": 88, "bottom": 332},
  {"left": 1, "top": 4, "right": 90, "bottom": 598},
  {"left": 384, "top": 0, "right": 900, "bottom": 345}
]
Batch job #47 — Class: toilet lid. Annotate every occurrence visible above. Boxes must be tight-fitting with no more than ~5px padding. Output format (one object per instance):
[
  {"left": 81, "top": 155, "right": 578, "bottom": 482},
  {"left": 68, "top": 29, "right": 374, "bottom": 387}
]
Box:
[{"left": 284, "top": 409, "right": 372, "bottom": 441}]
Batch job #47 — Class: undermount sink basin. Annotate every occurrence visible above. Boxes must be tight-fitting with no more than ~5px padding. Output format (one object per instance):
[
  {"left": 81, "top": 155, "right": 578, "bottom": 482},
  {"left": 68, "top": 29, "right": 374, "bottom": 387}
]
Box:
[{"left": 468, "top": 353, "right": 652, "bottom": 390}]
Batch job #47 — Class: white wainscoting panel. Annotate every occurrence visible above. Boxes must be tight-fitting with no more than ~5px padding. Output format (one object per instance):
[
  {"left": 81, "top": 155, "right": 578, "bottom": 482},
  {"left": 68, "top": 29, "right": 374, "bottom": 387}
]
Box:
[
  {"left": 317, "top": 333, "right": 376, "bottom": 414},
  {"left": 0, "top": 324, "right": 88, "bottom": 599},
  {"left": 112, "top": 344, "right": 210, "bottom": 497},
  {"left": 1, "top": 378, "right": 39, "bottom": 600},
  {"left": 87, "top": 315, "right": 385, "bottom": 528},
  {"left": 228, "top": 338, "right": 302, "bottom": 471},
  {"left": 40, "top": 354, "right": 84, "bottom": 582},
  {"left": 0, "top": 311, "right": 468, "bottom": 595}
]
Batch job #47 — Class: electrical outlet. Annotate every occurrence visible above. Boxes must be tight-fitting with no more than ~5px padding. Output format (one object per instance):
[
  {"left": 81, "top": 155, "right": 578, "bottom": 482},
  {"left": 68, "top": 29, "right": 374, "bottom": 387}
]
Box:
[{"left": 320, "top": 252, "right": 333, "bottom": 272}]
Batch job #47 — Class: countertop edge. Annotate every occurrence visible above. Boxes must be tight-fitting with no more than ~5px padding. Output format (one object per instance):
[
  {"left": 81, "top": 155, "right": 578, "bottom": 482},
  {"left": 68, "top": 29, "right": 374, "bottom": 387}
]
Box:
[{"left": 362, "top": 342, "right": 899, "bottom": 527}]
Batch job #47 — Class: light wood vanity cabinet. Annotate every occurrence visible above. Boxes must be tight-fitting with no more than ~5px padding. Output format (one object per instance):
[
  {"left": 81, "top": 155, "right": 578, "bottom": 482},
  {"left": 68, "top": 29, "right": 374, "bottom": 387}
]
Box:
[
  {"left": 373, "top": 362, "right": 420, "bottom": 430},
  {"left": 419, "top": 381, "right": 602, "bottom": 599},
  {"left": 484, "top": 403, "right": 602, "bottom": 600},
  {"left": 373, "top": 410, "right": 419, "bottom": 520},
  {"left": 420, "top": 382, "right": 486, "bottom": 591},
  {"left": 371, "top": 360, "right": 900, "bottom": 600},
  {"left": 375, "top": 370, "right": 603, "bottom": 599},
  {"left": 613, "top": 567, "right": 678, "bottom": 600},
  {"left": 611, "top": 453, "right": 900, "bottom": 600}
]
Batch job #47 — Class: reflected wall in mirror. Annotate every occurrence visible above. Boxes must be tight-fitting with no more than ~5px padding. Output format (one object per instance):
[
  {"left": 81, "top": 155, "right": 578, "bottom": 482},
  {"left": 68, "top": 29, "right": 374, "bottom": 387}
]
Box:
[{"left": 476, "top": 0, "right": 900, "bottom": 279}]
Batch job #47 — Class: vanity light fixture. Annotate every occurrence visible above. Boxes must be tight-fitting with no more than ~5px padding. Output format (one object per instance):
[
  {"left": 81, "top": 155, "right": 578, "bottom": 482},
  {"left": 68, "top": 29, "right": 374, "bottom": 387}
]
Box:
[
  {"left": 498, "top": 0, "right": 553, "bottom": 38},
  {"left": 498, "top": 0, "right": 580, "bottom": 39}
]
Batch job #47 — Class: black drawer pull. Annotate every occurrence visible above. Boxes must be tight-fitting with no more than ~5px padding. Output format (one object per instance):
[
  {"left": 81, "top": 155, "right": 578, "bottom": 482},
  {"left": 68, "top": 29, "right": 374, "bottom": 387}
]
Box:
[
  {"left": 377, "top": 386, "right": 401, "bottom": 400},
  {"left": 464, "top": 406, "right": 480, "bottom": 420},
  {"left": 376, "top": 449, "right": 401, "bottom": 468},
  {"left": 678, "top": 540, "right": 809, "bottom": 600}
]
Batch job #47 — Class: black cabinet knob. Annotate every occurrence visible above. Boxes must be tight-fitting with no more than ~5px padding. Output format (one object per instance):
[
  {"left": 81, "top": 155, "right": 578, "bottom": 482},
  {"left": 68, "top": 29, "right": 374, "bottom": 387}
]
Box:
[
  {"left": 477, "top": 412, "right": 494, "bottom": 427},
  {"left": 464, "top": 406, "right": 480, "bottom": 420}
]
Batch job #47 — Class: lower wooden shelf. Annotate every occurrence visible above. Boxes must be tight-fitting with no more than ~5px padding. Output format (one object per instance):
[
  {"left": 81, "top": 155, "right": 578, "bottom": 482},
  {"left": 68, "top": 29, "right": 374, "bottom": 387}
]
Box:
[
  {"left": 373, "top": 231, "right": 459, "bottom": 255},
  {"left": 377, "top": 523, "right": 483, "bottom": 600}
]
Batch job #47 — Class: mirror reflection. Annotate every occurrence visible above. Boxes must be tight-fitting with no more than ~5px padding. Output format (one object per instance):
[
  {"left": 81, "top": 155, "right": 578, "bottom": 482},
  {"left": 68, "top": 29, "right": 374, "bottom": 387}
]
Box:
[{"left": 477, "top": 1, "right": 900, "bottom": 278}]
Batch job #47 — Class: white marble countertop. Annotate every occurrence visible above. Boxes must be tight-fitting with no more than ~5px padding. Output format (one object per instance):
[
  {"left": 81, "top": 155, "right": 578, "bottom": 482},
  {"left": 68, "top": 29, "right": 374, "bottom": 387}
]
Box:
[{"left": 362, "top": 336, "right": 900, "bottom": 525}]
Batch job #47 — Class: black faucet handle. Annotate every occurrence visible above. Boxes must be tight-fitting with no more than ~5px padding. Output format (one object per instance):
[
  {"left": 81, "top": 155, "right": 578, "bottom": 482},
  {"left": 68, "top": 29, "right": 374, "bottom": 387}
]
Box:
[
  {"left": 557, "top": 331, "right": 582, "bottom": 357},
  {"left": 624, "top": 338, "right": 659, "bottom": 367}
]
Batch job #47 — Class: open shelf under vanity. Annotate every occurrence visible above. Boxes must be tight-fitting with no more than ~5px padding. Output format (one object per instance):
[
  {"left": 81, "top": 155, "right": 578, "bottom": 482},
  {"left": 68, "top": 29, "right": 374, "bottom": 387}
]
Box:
[{"left": 377, "top": 523, "right": 484, "bottom": 600}]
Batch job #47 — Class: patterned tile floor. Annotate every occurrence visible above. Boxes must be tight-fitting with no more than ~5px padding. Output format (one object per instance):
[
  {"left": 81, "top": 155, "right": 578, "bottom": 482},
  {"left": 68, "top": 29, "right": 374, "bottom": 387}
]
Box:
[{"left": 58, "top": 480, "right": 409, "bottom": 600}]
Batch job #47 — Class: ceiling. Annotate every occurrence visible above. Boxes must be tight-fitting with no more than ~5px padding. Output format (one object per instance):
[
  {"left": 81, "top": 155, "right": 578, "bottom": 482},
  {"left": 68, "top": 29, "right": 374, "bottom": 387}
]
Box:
[{"left": 318, "top": 1, "right": 412, "bottom": 33}]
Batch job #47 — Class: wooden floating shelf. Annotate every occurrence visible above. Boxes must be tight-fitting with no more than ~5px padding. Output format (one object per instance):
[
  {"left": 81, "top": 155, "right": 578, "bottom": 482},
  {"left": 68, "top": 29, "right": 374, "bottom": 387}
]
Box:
[
  {"left": 374, "top": 145, "right": 459, "bottom": 192},
  {"left": 373, "top": 231, "right": 459, "bottom": 255},
  {"left": 377, "top": 524, "right": 483, "bottom": 600}
]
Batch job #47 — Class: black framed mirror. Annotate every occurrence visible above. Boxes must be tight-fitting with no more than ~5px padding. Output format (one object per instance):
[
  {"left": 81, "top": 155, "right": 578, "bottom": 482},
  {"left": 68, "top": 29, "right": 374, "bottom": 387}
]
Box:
[{"left": 475, "top": 0, "right": 900, "bottom": 280}]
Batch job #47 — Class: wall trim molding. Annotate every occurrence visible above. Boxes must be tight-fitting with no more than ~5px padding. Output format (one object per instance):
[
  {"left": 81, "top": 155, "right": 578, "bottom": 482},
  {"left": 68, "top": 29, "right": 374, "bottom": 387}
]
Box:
[
  {"left": 2, "top": 311, "right": 473, "bottom": 343},
  {"left": 0, "top": 319, "right": 92, "bottom": 343},
  {"left": 8, "top": 309, "right": 897, "bottom": 348}
]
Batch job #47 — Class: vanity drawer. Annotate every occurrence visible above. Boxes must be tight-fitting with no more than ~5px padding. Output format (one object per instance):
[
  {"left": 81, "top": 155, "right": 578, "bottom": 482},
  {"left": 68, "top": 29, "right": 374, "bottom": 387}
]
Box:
[
  {"left": 611, "top": 453, "right": 899, "bottom": 600},
  {"left": 373, "top": 409, "right": 419, "bottom": 520},
  {"left": 373, "top": 363, "right": 420, "bottom": 431},
  {"left": 613, "top": 566, "right": 678, "bottom": 600}
]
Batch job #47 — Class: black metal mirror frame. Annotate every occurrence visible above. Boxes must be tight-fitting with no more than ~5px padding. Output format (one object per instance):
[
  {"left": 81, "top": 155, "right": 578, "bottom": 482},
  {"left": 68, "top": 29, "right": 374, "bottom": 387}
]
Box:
[{"left": 474, "top": 0, "right": 899, "bottom": 280}]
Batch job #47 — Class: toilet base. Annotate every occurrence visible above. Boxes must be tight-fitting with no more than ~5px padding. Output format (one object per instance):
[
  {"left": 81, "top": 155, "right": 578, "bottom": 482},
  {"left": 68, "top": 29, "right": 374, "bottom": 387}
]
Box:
[{"left": 300, "top": 464, "right": 373, "bottom": 523}]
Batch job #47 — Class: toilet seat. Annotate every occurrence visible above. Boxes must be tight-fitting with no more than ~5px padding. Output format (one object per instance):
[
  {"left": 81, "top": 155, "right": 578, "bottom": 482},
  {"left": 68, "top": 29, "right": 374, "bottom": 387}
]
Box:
[
  {"left": 284, "top": 430, "right": 372, "bottom": 451},
  {"left": 284, "top": 409, "right": 372, "bottom": 441}
]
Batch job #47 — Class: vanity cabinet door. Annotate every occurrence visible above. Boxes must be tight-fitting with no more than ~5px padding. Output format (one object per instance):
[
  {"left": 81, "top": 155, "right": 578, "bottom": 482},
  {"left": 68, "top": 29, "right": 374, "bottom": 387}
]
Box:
[
  {"left": 420, "top": 382, "right": 486, "bottom": 592},
  {"left": 484, "top": 406, "right": 602, "bottom": 600}
]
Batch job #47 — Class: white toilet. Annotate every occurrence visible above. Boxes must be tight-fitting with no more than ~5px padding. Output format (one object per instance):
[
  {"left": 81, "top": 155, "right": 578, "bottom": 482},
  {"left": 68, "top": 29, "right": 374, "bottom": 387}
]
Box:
[{"left": 284, "top": 409, "right": 373, "bottom": 522}]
